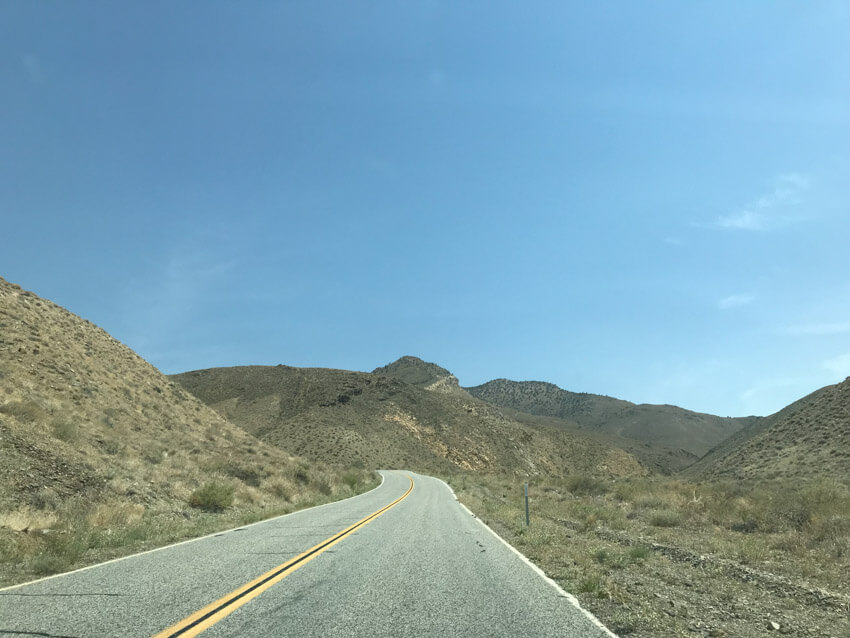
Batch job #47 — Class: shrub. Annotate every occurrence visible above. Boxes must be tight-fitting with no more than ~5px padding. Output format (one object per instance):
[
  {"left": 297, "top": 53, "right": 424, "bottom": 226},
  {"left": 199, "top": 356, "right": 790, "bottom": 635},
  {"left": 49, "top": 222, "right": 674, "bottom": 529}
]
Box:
[
  {"left": 314, "top": 478, "right": 333, "bottom": 496},
  {"left": 293, "top": 467, "right": 310, "bottom": 485},
  {"left": 566, "top": 475, "right": 609, "bottom": 496},
  {"left": 341, "top": 471, "right": 361, "bottom": 490},
  {"left": 210, "top": 460, "right": 265, "bottom": 487},
  {"left": 577, "top": 574, "right": 610, "bottom": 598},
  {"left": 264, "top": 478, "right": 295, "bottom": 501},
  {"left": 188, "top": 482, "right": 234, "bottom": 512},
  {"left": 0, "top": 400, "right": 45, "bottom": 423},
  {"left": 51, "top": 420, "right": 78, "bottom": 442},
  {"left": 31, "top": 533, "right": 88, "bottom": 575},
  {"left": 647, "top": 509, "right": 681, "bottom": 528},
  {"left": 628, "top": 545, "right": 651, "bottom": 562}
]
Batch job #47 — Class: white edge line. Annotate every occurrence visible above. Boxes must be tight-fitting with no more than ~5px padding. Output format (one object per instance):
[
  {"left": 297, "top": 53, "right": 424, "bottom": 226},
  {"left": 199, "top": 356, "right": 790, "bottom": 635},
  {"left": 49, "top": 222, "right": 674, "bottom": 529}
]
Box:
[
  {"left": 438, "top": 478, "right": 619, "bottom": 638},
  {"left": 0, "top": 471, "right": 387, "bottom": 592}
]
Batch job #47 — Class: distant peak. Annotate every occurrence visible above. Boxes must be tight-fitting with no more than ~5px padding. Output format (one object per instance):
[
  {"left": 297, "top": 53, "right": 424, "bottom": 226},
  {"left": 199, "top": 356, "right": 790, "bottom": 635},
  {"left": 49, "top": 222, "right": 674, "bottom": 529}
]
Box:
[{"left": 372, "top": 356, "right": 455, "bottom": 389}]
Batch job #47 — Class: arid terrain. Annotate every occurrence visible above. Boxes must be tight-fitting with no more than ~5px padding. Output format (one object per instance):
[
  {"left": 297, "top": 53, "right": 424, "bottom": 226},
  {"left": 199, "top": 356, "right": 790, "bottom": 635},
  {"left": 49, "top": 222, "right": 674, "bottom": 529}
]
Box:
[
  {"left": 171, "top": 363, "right": 646, "bottom": 480},
  {"left": 3, "top": 276, "right": 849, "bottom": 637},
  {"left": 177, "top": 355, "right": 850, "bottom": 637},
  {"left": 0, "top": 277, "right": 375, "bottom": 587},
  {"left": 466, "top": 378, "right": 756, "bottom": 457},
  {"left": 453, "top": 473, "right": 849, "bottom": 638},
  {"left": 685, "top": 377, "right": 850, "bottom": 481}
]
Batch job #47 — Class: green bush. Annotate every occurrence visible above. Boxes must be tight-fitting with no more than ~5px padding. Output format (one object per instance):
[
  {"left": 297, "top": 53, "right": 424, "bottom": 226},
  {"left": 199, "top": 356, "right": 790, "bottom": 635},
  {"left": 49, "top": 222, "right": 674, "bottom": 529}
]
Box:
[
  {"left": 51, "top": 420, "right": 78, "bottom": 442},
  {"left": 628, "top": 545, "right": 651, "bottom": 562},
  {"left": 341, "top": 471, "right": 361, "bottom": 490},
  {"left": 647, "top": 509, "right": 681, "bottom": 528},
  {"left": 189, "top": 482, "right": 234, "bottom": 512},
  {"left": 566, "top": 475, "right": 610, "bottom": 496}
]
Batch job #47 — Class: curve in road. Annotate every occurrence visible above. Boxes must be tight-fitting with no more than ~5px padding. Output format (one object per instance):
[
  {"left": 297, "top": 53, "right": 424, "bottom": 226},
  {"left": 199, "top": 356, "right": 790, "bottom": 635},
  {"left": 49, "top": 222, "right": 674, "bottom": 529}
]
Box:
[{"left": 0, "top": 470, "right": 617, "bottom": 637}]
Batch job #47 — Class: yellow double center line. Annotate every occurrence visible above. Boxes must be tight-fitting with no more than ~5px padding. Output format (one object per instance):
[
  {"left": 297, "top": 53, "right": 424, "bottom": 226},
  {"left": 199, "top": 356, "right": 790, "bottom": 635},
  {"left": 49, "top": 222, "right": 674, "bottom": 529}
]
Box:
[{"left": 153, "top": 475, "right": 414, "bottom": 638}]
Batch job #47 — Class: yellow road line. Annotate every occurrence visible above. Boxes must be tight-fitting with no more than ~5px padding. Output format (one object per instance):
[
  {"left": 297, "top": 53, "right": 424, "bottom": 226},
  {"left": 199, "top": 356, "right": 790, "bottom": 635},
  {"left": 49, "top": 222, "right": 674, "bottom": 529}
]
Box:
[{"left": 152, "top": 475, "right": 414, "bottom": 638}]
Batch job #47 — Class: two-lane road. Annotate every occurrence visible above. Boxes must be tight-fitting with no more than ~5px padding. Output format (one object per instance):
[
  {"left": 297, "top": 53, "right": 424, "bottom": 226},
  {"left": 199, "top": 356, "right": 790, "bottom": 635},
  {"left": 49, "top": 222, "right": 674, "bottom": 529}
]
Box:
[{"left": 1, "top": 471, "right": 616, "bottom": 637}]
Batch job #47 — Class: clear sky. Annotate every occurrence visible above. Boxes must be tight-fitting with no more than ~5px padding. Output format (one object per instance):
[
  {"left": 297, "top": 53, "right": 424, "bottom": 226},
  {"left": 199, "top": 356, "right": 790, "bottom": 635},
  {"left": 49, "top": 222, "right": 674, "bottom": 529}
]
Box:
[{"left": 2, "top": 2, "right": 849, "bottom": 417}]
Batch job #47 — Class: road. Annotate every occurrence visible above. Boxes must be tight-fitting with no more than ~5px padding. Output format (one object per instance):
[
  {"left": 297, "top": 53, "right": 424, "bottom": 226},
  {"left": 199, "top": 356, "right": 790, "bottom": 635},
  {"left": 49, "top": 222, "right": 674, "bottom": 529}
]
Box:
[{"left": 1, "top": 470, "right": 616, "bottom": 637}]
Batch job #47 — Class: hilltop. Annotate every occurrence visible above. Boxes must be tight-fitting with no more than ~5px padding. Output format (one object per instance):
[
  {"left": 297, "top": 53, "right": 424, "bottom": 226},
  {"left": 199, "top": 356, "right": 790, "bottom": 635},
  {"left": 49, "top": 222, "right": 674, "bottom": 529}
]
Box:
[
  {"left": 172, "top": 364, "right": 646, "bottom": 480},
  {"left": 465, "top": 378, "right": 753, "bottom": 457},
  {"left": 372, "top": 355, "right": 469, "bottom": 396},
  {"left": 0, "top": 276, "right": 372, "bottom": 585},
  {"left": 685, "top": 376, "right": 850, "bottom": 481}
]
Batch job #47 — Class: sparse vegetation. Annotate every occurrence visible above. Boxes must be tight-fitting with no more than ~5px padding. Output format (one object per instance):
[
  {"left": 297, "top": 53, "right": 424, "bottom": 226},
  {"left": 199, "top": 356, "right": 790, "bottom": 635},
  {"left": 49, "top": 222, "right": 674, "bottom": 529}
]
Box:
[
  {"left": 189, "top": 482, "right": 235, "bottom": 512},
  {"left": 0, "top": 276, "right": 379, "bottom": 587},
  {"left": 3, "top": 275, "right": 849, "bottom": 638},
  {"left": 0, "top": 399, "right": 45, "bottom": 423},
  {"left": 453, "top": 473, "right": 850, "bottom": 638},
  {"left": 1, "top": 468, "right": 378, "bottom": 586},
  {"left": 51, "top": 419, "right": 78, "bottom": 442}
]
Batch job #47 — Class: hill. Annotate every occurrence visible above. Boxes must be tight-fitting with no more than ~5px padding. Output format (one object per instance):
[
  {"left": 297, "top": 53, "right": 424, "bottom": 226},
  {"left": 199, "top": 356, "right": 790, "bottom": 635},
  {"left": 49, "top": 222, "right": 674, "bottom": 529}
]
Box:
[
  {"left": 372, "top": 355, "right": 469, "bottom": 396},
  {"left": 684, "top": 377, "right": 850, "bottom": 481},
  {"left": 172, "top": 364, "right": 647, "bottom": 480},
  {"left": 373, "top": 358, "right": 697, "bottom": 474},
  {"left": 0, "top": 276, "right": 371, "bottom": 585},
  {"left": 465, "top": 379, "right": 753, "bottom": 457}
]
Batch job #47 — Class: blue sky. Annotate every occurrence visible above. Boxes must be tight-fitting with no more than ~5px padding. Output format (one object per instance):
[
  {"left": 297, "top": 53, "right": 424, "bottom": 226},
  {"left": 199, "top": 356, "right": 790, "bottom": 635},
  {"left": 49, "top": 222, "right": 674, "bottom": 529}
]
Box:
[{"left": 2, "top": 2, "right": 849, "bottom": 417}]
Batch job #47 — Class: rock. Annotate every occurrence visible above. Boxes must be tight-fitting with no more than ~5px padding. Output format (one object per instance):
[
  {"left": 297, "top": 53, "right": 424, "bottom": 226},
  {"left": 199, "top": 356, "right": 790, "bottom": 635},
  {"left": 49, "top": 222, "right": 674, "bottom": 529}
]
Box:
[{"left": 767, "top": 620, "right": 780, "bottom": 631}]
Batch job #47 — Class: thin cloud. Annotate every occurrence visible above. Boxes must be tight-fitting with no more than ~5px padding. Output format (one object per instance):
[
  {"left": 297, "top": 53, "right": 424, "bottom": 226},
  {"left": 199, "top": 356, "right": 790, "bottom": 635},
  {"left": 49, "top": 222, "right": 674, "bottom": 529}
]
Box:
[
  {"left": 716, "top": 173, "right": 810, "bottom": 231},
  {"left": 780, "top": 321, "right": 850, "bottom": 336},
  {"left": 718, "top": 294, "right": 754, "bottom": 309}
]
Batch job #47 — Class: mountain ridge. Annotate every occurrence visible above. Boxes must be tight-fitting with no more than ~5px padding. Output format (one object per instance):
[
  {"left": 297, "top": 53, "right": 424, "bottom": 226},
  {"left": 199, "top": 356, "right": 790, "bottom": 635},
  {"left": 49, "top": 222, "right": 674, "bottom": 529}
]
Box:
[
  {"left": 172, "top": 363, "right": 648, "bottom": 479},
  {"left": 684, "top": 376, "right": 850, "bottom": 481},
  {"left": 464, "top": 378, "right": 754, "bottom": 457}
]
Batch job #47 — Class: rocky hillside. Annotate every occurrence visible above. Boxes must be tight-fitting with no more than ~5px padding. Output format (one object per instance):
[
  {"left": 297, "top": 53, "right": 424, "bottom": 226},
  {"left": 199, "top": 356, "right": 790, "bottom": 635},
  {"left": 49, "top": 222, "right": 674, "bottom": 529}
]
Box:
[
  {"left": 685, "top": 377, "right": 850, "bottom": 481},
  {"left": 172, "top": 364, "right": 647, "bottom": 480},
  {"left": 372, "top": 355, "right": 469, "bottom": 396},
  {"left": 374, "top": 358, "right": 697, "bottom": 473},
  {"left": 0, "top": 276, "right": 370, "bottom": 585},
  {"left": 0, "top": 276, "right": 309, "bottom": 513},
  {"left": 466, "top": 379, "right": 753, "bottom": 457}
]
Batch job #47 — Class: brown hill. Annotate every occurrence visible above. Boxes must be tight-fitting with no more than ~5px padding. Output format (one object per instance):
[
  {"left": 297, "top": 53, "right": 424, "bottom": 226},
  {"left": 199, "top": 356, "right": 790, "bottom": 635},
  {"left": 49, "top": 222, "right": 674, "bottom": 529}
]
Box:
[
  {"left": 172, "top": 364, "right": 647, "bottom": 480},
  {"left": 491, "top": 407, "right": 700, "bottom": 474},
  {"left": 372, "top": 355, "right": 469, "bottom": 396},
  {"left": 465, "top": 379, "right": 753, "bottom": 457},
  {"left": 373, "top": 358, "right": 697, "bottom": 474},
  {"left": 0, "top": 276, "right": 371, "bottom": 585},
  {"left": 684, "top": 377, "right": 850, "bottom": 481}
]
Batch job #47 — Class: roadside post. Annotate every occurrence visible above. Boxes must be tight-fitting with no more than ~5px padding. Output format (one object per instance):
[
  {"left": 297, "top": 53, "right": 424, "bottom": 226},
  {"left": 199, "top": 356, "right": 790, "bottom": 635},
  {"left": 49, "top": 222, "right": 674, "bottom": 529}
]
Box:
[{"left": 524, "top": 482, "right": 530, "bottom": 527}]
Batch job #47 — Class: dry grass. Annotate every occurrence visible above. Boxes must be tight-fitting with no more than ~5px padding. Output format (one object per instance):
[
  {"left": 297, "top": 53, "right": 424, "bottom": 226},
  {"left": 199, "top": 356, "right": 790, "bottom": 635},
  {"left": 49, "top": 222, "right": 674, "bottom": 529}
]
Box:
[
  {"left": 0, "top": 468, "right": 378, "bottom": 586},
  {"left": 687, "top": 377, "right": 850, "bottom": 482},
  {"left": 451, "top": 473, "right": 850, "bottom": 638},
  {"left": 0, "top": 276, "right": 380, "bottom": 587}
]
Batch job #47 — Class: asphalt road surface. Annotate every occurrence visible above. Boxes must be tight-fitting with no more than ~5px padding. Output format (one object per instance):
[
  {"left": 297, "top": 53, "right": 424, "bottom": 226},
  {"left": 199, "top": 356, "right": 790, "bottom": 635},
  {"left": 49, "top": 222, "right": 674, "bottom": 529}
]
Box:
[{"left": 1, "top": 470, "right": 616, "bottom": 637}]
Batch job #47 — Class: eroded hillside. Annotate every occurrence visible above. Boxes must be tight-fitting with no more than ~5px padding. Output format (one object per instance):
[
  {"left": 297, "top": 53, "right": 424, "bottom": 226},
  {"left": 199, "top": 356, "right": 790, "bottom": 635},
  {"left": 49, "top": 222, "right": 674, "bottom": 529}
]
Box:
[{"left": 173, "top": 364, "right": 647, "bottom": 480}]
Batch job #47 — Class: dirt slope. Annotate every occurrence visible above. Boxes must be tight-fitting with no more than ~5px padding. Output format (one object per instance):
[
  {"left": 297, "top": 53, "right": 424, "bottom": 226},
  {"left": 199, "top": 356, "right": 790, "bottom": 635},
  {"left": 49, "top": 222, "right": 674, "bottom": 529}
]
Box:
[
  {"left": 0, "top": 276, "right": 309, "bottom": 513},
  {"left": 0, "top": 276, "right": 372, "bottom": 585},
  {"left": 685, "top": 377, "right": 850, "bottom": 481}
]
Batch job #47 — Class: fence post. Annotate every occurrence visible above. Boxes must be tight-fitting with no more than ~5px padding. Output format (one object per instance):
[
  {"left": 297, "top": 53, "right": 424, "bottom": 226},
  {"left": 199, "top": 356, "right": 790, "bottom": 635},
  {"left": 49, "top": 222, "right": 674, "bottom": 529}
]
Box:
[{"left": 524, "top": 482, "right": 530, "bottom": 527}]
